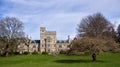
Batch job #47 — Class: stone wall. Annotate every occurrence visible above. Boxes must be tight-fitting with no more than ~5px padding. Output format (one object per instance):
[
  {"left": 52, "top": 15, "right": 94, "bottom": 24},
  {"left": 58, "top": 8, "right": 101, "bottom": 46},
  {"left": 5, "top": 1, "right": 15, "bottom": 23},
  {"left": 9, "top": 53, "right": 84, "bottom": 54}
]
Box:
[{"left": 17, "top": 27, "right": 71, "bottom": 54}]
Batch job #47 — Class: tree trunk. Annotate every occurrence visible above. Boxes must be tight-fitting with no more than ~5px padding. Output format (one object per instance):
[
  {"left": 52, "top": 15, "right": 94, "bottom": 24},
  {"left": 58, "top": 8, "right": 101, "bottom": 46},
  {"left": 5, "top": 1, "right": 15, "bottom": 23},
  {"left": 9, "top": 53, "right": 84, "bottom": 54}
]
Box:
[
  {"left": 4, "top": 44, "right": 9, "bottom": 57},
  {"left": 27, "top": 45, "right": 29, "bottom": 52},
  {"left": 92, "top": 53, "right": 96, "bottom": 61},
  {"left": 5, "top": 51, "right": 9, "bottom": 57}
]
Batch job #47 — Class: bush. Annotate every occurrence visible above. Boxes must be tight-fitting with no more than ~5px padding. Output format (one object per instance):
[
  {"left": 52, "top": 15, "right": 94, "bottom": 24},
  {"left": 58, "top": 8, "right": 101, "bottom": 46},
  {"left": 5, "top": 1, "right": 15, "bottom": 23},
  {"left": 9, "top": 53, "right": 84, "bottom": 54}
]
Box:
[
  {"left": 23, "top": 52, "right": 30, "bottom": 55},
  {"left": 68, "top": 37, "right": 118, "bottom": 55},
  {"left": 42, "top": 52, "right": 48, "bottom": 54},
  {"left": 32, "top": 51, "right": 39, "bottom": 55},
  {"left": 14, "top": 52, "right": 20, "bottom": 55},
  {"left": 59, "top": 50, "right": 66, "bottom": 54}
]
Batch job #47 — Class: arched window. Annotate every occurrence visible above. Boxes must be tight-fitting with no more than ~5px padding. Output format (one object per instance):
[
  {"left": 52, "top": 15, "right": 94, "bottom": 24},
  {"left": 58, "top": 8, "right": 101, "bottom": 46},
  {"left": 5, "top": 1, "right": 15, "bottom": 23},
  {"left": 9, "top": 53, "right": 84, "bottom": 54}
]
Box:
[
  {"left": 47, "top": 37, "right": 52, "bottom": 42},
  {"left": 33, "top": 45, "right": 36, "bottom": 48}
]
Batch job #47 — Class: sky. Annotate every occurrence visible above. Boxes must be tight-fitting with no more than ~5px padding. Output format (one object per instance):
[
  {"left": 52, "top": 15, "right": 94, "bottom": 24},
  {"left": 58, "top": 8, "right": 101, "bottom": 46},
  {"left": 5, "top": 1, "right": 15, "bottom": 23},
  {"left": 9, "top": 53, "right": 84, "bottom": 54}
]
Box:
[{"left": 0, "top": 0, "right": 120, "bottom": 40}]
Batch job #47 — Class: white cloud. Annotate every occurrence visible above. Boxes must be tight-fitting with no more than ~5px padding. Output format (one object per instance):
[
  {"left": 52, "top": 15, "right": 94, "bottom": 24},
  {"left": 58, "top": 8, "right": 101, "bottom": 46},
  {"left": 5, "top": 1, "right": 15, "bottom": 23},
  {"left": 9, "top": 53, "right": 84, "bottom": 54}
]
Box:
[
  {"left": 1, "top": 0, "right": 120, "bottom": 40},
  {"left": 42, "top": 12, "right": 89, "bottom": 39},
  {"left": 110, "top": 18, "right": 120, "bottom": 30}
]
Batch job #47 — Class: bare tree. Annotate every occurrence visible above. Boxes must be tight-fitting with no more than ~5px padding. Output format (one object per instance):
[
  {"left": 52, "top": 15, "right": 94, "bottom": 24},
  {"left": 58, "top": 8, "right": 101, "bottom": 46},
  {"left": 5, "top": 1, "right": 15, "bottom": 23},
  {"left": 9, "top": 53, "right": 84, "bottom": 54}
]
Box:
[
  {"left": 77, "top": 13, "right": 114, "bottom": 38},
  {"left": 117, "top": 24, "right": 120, "bottom": 36},
  {"left": 0, "top": 17, "right": 25, "bottom": 56},
  {"left": 76, "top": 13, "right": 116, "bottom": 61},
  {"left": 23, "top": 35, "right": 32, "bottom": 52},
  {"left": 116, "top": 24, "right": 120, "bottom": 43},
  {"left": 68, "top": 37, "right": 119, "bottom": 61},
  {"left": 68, "top": 13, "right": 118, "bottom": 61}
]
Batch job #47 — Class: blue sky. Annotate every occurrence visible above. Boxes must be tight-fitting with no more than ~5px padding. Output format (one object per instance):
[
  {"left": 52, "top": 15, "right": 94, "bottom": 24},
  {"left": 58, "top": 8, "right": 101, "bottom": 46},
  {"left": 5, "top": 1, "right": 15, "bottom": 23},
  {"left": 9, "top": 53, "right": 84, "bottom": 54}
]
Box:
[{"left": 0, "top": 0, "right": 120, "bottom": 40}]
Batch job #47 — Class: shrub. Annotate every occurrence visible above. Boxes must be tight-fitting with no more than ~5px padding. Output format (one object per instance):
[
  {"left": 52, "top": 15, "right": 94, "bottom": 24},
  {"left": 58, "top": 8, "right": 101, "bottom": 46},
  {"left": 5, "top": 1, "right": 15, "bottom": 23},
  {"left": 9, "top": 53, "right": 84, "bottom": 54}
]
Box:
[
  {"left": 59, "top": 50, "right": 66, "bottom": 54},
  {"left": 42, "top": 52, "right": 48, "bottom": 54},
  {"left": 23, "top": 52, "right": 30, "bottom": 55},
  {"left": 32, "top": 51, "right": 39, "bottom": 55},
  {"left": 14, "top": 52, "right": 20, "bottom": 55},
  {"left": 68, "top": 37, "right": 119, "bottom": 55}
]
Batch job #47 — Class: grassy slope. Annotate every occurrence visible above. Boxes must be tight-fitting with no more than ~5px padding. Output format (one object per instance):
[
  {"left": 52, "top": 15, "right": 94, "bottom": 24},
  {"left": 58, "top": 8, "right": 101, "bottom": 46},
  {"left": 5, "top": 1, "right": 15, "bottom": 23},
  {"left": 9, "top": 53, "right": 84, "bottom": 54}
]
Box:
[{"left": 0, "top": 53, "right": 120, "bottom": 67}]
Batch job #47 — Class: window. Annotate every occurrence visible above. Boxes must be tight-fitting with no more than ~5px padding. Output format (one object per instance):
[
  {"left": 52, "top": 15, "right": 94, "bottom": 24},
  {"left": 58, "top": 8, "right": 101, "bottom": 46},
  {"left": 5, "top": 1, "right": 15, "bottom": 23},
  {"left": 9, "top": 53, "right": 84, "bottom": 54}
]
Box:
[
  {"left": 42, "top": 40, "right": 45, "bottom": 43},
  {"left": 48, "top": 44, "right": 50, "bottom": 47},
  {"left": 41, "top": 30, "right": 44, "bottom": 32},
  {"left": 33, "top": 45, "right": 36, "bottom": 48},
  {"left": 48, "top": 49, "right": 50, "bottom": 52},
  {"left": 42, "top": 45, "right": 44, "bottom": 47},
  {"left": 47, "top": 37, "right": 51, "bottom": 42},
  {"left": 59, "top": 45, "right": 62, "bottom": 48},
  {"left": 54, "top": 45, "right": 56, "bottom": 47}
]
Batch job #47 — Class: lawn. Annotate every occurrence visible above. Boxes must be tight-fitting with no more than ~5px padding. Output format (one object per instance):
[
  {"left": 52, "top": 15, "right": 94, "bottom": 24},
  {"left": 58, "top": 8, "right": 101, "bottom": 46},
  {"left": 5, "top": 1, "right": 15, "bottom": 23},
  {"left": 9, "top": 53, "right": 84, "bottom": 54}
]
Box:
[{"left": 0, "top": 53, "right": 120, "bottom": 67}]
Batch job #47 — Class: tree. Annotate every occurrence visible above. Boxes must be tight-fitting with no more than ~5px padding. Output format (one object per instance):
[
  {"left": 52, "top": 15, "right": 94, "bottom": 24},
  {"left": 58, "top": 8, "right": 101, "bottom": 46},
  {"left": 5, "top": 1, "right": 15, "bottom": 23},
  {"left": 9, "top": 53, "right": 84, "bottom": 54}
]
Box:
[
  {"left": 77, "top": 13, "right": 114, "bottom": 38},
  {"left": 24, "top": 35, "right": 32, "bottom": 52},
  {"left": 116, "top": 24, "right": 120, "bottom": 43},
  {"left": 68, "top": 37, "right": 119, "bottom": 61},
  {"left": 112, "top": 24, "right": 120, "bottom": 45},
  {"left": 117, "top": 24, "right": 120, "bottom": 37},
  {"left": 0, "top": 17, "right": 25, "bottom": 56},
  {"left": 68, "top": 13, "right": 118, "bottom": 61}
]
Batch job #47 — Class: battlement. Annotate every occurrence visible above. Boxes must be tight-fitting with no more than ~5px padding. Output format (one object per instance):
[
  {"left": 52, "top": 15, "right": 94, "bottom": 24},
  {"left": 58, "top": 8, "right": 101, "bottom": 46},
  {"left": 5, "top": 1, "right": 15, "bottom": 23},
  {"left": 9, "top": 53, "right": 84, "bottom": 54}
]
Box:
[
  {"left": 40, "top": 27, "right": 46, "bottom": 30},
  {"left": 46, "top": 31, "right": 56, "bottom": 35}
]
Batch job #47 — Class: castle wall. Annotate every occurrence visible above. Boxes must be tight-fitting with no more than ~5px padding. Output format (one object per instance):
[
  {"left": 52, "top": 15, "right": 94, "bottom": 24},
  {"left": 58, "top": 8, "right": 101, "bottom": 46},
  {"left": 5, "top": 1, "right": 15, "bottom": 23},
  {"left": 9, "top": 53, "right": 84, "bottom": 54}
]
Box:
[
  {"left": 17, "top": 27, "right": 71, "bottom": 54},
  {"left": 40, "top": 27, "right": 57, "bottom": 53},
  {"left": 40, "top": 27, "right": 70, "bottom": 53},
  {"left": 56, "top": 43, "right": 69, "bottom": 51}
]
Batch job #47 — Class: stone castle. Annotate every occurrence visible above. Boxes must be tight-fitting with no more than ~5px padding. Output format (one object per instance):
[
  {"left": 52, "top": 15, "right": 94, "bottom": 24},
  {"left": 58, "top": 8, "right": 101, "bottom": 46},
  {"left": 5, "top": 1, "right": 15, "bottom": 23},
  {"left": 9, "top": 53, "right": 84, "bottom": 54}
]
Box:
[{"left": 17, "top": 27, "right": 70, "bottom": 54}]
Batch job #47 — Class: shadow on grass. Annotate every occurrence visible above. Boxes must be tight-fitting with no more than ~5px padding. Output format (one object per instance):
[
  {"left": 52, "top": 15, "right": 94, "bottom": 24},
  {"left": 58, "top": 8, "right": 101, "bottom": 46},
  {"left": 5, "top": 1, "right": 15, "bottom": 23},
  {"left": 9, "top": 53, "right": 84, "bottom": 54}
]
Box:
[{"left": 54, "top": 59, "right": 106, "bottom": 63}]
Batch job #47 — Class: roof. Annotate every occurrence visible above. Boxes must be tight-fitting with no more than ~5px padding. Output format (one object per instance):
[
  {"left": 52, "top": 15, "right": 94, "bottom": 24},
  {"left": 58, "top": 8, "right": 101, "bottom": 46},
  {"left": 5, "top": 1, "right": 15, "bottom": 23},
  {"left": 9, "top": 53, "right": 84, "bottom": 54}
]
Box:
[{"left": 32, "top": 40, "right": 40, "bottom": 43}]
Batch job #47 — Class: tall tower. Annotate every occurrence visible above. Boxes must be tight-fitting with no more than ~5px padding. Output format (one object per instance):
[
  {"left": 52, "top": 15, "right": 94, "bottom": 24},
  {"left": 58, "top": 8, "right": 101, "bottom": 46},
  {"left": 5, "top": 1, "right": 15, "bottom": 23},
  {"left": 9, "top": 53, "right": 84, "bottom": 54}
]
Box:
[
  {"left": 40, "top": 27, "right": 57, "bottom": 53},
  {"left": 40, "top": 27, "right": 46, "bottom": 52}
]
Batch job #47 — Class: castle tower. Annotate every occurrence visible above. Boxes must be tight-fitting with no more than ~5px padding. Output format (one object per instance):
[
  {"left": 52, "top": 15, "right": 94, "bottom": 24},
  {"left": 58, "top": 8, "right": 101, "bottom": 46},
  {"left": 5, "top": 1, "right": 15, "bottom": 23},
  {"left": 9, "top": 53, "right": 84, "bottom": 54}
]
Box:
[
  {"left": 40, "top": 27, "right": 57, "bottom": 53},
  {"left": 40, "top": 27, "right": 46, "bottom": 43},
  {"left": 40, "top": 27, "right": 46, "bottom": 52}
]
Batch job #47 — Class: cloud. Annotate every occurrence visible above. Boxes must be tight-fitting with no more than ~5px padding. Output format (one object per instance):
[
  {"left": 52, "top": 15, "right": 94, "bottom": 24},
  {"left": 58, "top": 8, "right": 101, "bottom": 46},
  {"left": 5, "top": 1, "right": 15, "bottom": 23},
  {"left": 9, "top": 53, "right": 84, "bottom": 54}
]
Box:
[
  {"left": 42, "top": 12, "right": 89, "bottom": 39},
  {"left": 110, "top": 18, "right": 120, "bottom": 30},
  {"left": 0, "top": 0, "right": 120, "bottom": 40}
]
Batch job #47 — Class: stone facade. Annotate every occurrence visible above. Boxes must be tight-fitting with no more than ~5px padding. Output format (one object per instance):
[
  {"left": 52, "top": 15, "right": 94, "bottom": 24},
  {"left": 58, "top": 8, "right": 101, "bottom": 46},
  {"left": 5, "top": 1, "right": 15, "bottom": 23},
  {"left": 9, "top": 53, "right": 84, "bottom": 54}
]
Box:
[
  {"left": 40, "top": 27, "right": 70, "bottom": 53},
  {"left": 17, "top": 40, "right": 39, "bottom": 53},
  {"left": 17, "top": 27, "right": 70, "bottom": 54}
]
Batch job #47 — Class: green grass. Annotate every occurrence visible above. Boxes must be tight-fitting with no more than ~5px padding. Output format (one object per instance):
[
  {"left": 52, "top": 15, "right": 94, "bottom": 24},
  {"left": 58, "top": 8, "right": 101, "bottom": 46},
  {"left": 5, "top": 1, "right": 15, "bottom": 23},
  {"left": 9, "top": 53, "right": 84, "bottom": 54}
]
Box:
[{"left": 0, "top": 53, "right": 120, "bottom": 67}]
